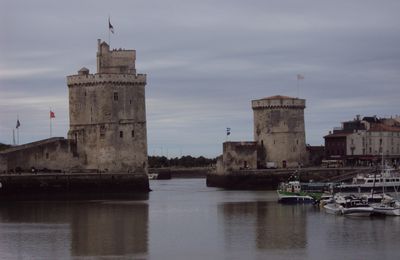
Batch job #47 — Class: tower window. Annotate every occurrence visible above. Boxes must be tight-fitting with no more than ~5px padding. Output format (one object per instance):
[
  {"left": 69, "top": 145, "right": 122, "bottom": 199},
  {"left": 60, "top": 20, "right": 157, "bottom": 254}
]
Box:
[
  {"left": 131, "top": 130, "right": 135, "bottom": 138},
  {"left": 120, "top": 131, "right": 123, "bottom": 138},
  {"left": 114, "top": 92, "right": 119, "bottom": 101},
  {"left": 129, "top": 99, "right": 132, "bottom": 104},
  {"left": 100, "top": 125, "right": 106, "bottom": 139}
]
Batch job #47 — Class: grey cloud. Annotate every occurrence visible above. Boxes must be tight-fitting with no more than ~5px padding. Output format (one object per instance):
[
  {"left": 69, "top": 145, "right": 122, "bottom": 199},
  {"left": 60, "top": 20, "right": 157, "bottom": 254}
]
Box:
[{"left": 1, "top": 0, "right": 400, "bottom": 156}]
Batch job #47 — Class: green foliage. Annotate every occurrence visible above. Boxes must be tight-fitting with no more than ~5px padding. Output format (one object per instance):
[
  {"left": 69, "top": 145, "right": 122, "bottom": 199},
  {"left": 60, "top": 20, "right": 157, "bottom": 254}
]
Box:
[
  {"left": 148, "top": 155, "right": 216, "bottom": 168},
  {"left": 0, "top": 143, "right": 11, "bottom": 151}
]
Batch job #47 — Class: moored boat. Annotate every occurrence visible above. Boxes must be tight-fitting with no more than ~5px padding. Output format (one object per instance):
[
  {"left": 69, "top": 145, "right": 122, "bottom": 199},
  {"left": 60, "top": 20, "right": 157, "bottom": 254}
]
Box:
[
  {"left": 323, "top": 203, "right": 343, "bottom": 215},
  {"left": 372, "top": 203, "right": 400, "bottom": 216},
  {"left": 340, "top": 195, "right": 373, "bottom": 216},
  {"left": 319, "top": 194, "right": 334, "bottom": 206},
  {"left": 336, "top": 167, "right": 400, "bottom": 193},
  {"left": 277, "top": 181, "right": 321, "bottom": 203},
  {"left": 323, "top": 194, "right": 373, "bottom": 216},
  {"left": 371, "top": 196, "right": 400, "bottom": 216}
]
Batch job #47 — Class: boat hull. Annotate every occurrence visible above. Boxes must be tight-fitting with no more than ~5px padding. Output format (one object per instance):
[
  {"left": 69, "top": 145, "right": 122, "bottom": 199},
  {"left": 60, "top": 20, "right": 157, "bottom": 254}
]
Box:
[
  {"left": 372, "top": 206, "right": 400, "bottom": 216},
  {"left": 341, "top": 207, "right": 373, "bottom": 216},
  {"left": 277, "top": 191, "right": 315, "bottom": 204}
]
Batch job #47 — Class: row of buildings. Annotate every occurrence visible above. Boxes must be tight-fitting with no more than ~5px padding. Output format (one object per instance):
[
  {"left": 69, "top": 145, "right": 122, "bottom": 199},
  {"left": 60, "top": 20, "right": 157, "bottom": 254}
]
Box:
[
  {"left": 216, "top": 94, "right": 400, "bottom": 173},
  {"left": 324, "top": 115, "right": 400, "bottom": 166}
]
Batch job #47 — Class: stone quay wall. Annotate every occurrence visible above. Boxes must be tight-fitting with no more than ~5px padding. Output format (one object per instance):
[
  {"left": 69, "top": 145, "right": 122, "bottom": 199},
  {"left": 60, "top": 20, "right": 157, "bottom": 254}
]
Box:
[{"left": 0, "top": 172, "right": 149, "bottom": 200}]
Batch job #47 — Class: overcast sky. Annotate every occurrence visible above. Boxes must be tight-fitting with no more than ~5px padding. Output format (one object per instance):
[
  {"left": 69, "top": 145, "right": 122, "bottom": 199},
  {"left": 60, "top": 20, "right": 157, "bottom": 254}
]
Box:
[{"left": 1, "top": 0, "right": 400, "bottom": 158}]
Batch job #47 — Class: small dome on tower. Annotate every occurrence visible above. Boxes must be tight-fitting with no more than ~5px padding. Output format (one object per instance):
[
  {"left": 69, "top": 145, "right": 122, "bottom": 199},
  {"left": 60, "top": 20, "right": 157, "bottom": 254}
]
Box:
[{"left": 78, "top": 67, "right": 90, "bottom": 75}]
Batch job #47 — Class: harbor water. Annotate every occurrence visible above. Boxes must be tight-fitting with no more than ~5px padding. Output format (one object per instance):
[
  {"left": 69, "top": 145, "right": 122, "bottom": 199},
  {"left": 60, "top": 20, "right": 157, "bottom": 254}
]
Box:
[{"left": 0, "top": 178, "right": 399, "bottom": 259}]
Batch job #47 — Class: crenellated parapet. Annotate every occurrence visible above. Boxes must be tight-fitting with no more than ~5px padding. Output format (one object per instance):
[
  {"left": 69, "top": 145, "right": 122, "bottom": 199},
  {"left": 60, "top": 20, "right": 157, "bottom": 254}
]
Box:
[
  {"left": 252, "top": 95, "right": 305, "bottom": 110},
  {"left": 67, "top": 73, "right": 146, "bottom": 87}
]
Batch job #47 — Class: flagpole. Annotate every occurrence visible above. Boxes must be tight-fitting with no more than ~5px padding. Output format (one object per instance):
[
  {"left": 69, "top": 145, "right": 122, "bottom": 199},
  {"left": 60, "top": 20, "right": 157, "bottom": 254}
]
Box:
[
  {"left": 49, "top": 107, "right": 52, "bottom": 138},
  {"left": 12, "top": 129, "right": 15, "bottom": 146},
  {"left": 297, "top": 78, "right": 299, "bottom": 98}
]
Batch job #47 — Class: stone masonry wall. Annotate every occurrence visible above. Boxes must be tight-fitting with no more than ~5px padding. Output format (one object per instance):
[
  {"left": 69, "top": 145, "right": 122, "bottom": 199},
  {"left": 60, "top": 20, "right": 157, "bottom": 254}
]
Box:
[
  {"left": 222, "top": 142, "right": 258, "bottom": 172},
  {"left": 0, "top": 138, "right": 82, "bottom": 173}
]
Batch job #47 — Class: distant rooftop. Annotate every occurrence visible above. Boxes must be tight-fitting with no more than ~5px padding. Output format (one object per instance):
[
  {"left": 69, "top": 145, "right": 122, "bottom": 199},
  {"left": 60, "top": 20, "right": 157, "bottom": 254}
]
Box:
[{"left": 369, "top": 123, "right": 400, "bottom": 132}]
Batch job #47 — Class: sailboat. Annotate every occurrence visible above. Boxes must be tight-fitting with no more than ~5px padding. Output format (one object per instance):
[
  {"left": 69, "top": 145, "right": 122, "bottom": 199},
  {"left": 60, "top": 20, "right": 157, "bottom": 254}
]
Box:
[
  {"left": 370, "top": 154, "right": 400, "bottom": 216},
  {"left": 371, "top": 198, "right": 400, "bottom": 216}
]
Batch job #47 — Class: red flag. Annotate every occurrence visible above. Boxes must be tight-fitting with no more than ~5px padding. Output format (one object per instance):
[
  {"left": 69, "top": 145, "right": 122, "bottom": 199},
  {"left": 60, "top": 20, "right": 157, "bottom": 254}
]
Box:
[{"left": 50, "top": 111, "right": 55, "bottom": 118}]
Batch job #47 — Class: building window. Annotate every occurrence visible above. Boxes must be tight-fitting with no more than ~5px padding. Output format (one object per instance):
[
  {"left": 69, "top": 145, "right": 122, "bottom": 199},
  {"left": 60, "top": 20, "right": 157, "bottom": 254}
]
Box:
[
  {"left": 114, "top": 92, "right": 119, "bottom": 101},
  {"left": 130, "top": 99, "right": 132, "bottom": 104},
  {"left": 131, "top": 130, "right": 135, "bottom": 138},
  {"left": 120, "top": 131, "right": 123, "bottom": 138},
  {"left": 46, "top": 153, "right": 49, "bottom": 159}
]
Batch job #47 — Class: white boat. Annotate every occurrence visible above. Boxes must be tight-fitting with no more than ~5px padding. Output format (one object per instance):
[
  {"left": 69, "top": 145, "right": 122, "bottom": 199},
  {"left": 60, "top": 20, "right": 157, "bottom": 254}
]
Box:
[
  {"left": 319, "top": 194, "right": 334, "bottom": 207},
  {"left": 324, "top": 194, "right": 373, "bottom": 216},
  {"left": 336, "top": 167, "right": 400, "bottom": 193},
  {"left": 324, "top": 203, "right": 343, "bottom": 215},
  {"left": 370, "top": 194, "right": 400, "bottom": 216},
  {"left": 372, "top": 202, "right": 400, "bottom": 216}
]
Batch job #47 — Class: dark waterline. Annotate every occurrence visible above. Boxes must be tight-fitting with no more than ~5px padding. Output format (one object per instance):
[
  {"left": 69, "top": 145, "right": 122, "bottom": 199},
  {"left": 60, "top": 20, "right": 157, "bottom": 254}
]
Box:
[{"left": 0, "top": 179, "right": 399, "bottom": 259}]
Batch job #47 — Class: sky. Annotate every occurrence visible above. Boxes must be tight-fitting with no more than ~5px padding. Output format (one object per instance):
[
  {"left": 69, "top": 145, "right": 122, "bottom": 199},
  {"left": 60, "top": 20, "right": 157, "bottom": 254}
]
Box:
[{"left": 1, "top": 0, "right": 400, "bottom": 158}]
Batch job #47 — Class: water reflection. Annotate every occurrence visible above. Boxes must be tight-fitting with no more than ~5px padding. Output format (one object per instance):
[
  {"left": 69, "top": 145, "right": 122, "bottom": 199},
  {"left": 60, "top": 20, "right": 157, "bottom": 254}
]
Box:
[
  {"left": 219, "top": 201, "right": 307, "bottom": 250},
  {"left": 0, "top": 198, "right": 149, "bottom": 259}
]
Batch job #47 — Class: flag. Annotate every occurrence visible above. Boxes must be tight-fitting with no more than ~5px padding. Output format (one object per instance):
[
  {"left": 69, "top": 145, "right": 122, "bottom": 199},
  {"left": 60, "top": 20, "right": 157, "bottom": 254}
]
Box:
[
  {"left": 297, "top": 74, "right": 304, "bottom": 80},
  {"left": 50, "top": 110, "right": 55, "bottom": 119},
  {"left": 16, "top": 119, "right": 20, "bottom": 129},
  {"left": 108, "top": 17, "right": 114, "bottom": 34},
  {"left": 226, "top": 127, "right": 231, "bottom": 136}
]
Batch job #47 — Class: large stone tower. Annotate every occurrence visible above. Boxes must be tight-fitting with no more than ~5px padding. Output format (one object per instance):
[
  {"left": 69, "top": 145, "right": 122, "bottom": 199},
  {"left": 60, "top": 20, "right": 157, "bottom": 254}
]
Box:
[
  {"left": 252, "top": 95, "right": 306, "bottom": 168},
  {"left": 67, "top": 39, "right": 147, "bottom": 173}
]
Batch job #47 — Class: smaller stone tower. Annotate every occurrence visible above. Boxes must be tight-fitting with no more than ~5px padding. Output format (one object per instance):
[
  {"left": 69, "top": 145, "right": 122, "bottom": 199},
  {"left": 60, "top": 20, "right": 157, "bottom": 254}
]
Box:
[
  {"left": 67, "top": 39, "right": 147, "bottom": 173},
  {"left": 252, "top": 95, "right": 306, "bottom": 168}
]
